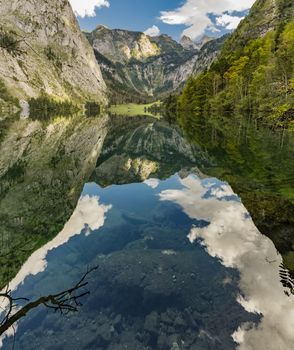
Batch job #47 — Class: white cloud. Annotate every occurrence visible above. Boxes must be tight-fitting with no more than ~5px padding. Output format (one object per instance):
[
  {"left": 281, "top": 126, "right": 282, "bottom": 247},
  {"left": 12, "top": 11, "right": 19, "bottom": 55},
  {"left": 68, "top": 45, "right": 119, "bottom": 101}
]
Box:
[
  {"left": 207, "top": 25, "right": 221, "bottom": 33},
  {"left": 144, "top": 178, "right": 160, "bottom": 188},
  {"left": 216, "top": 14, "right": 244, "bottom": 30},
  {"left": 159, "top": 0, "right": 255, "bottom": 39},
  {"left": 69, "top": 0, "right": 110, "bottom": 17},
  {"left": 144, "top": 25, "right": 161, "bottom": 37}
]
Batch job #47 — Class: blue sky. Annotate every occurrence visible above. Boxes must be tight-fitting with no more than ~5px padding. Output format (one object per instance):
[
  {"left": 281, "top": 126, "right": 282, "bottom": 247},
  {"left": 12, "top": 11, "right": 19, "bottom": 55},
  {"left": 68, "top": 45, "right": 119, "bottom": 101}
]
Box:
[{"left": 70, "top": 0, "right": 255, "bottom": 41}]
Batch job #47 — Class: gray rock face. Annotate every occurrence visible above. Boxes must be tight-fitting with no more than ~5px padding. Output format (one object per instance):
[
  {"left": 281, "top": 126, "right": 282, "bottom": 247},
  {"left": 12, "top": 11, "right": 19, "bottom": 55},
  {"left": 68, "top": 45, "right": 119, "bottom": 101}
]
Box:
[
  {"left": 180, "top": 35, "right": 198, "bottom": 50},
  {"left": 88, "top": 25, "right": 161, "bottom": 64},
  {"left": 85, "top": 26, "right": 226, "bottom": 101},
  {"left": 85, "top": 27, "right": 200, "bottom": 100},
  {"left": 192, "top": 35, "right": 228, "bottom": 76},
  {"left": 0, "top": 0, "right": 107, "bottom": 104},
  {"left": 194, "top": 35, "right": 216, "bottom": 50}
]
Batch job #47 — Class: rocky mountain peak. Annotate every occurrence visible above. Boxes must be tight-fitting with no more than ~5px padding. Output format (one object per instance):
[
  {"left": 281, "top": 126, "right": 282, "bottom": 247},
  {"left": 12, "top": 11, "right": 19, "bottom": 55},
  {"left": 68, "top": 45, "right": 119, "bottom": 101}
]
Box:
[
  {"left": 95, "top": 24, "right": 109, "bottom": 30},
  {"left": 194, "top": 35, "right": 216, "bottom": 50},
  {"left": 180, "top": 35, "right": 198, "bottom": 50},
  {"left": 86, "top": 26, "right": 161, "bottom": 63}
]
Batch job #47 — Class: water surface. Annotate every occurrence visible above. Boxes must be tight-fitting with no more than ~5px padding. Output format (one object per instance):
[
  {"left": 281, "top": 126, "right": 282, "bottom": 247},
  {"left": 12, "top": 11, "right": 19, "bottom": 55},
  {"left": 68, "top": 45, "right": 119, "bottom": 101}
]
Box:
[{"left": 0, "top": 112, "right": 293, "bottom": 349}]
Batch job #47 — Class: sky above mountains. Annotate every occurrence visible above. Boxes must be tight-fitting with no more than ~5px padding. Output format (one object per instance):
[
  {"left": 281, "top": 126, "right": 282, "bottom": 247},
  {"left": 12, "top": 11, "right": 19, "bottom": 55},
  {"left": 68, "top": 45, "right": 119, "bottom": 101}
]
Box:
[{"left": 70, "top": 0, "right": 255, "bottom": 40}]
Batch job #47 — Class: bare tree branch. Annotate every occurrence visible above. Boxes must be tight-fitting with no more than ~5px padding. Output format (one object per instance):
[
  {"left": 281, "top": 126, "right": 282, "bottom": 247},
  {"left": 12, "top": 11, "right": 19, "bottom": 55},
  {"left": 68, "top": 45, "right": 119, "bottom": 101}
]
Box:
[{"left": 0, "top": 266, "right": 98, "bottom": 336}]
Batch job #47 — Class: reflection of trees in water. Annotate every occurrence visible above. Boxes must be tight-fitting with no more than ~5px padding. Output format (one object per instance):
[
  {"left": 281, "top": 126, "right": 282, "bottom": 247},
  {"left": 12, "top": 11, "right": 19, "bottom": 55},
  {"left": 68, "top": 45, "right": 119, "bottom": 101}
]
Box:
[
  {"left": 0, "top": 239, "right": 38, "bottom": 291},
  {"left": 0, "top": 266, "right": 97, "bottom": 337},
  {"left": 279, "top": 263, "right": 294, "bottom": 297},
  {"left": 178, "top": 111, "right": 294, "bottom": 275},
  {"left": 0, "top": 114, "right": 108, "bottom": 288}
]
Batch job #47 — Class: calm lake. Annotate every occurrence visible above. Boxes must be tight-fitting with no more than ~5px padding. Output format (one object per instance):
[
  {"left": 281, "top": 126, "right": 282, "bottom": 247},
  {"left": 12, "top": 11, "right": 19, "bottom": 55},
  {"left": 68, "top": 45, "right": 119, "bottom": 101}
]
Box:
[{"left": 0, "top": 112, "right": 293, "bottom": 349}]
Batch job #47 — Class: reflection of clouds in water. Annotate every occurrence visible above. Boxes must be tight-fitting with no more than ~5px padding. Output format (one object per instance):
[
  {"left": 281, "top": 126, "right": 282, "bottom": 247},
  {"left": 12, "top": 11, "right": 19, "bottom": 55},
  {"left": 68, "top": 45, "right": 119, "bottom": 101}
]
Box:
[
  {"left": 210, "top": 184, "right": 233, "bottom": 198},
  {"left": 3, "top": 195, "right": 112, "bottom": 294},
  {"left": 160, "top": 175, "right": 294, "bottom": 350},
  {"left": 144, "top": 178, "right": 160, "bottom": 189},
  {"left": 0, "top": 195, "right": 111, "bottom": 346}
]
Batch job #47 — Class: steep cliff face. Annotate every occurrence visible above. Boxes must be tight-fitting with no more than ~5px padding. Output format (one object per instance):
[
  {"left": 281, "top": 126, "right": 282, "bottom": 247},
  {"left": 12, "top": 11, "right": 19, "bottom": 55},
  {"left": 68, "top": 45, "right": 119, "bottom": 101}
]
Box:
[
  {"left": 0, "top": 0, "right": 107, "bottom": 105},
  {"left": 180, "top": 35, "right": 216, "bottom": 51},
  {"left": 86, "top": 25, "right": 161, "bottom": 63},
  {"left": 85, "top": 27, "right": 202, "bottom": 102},
  {"left": 194, "top": 35, "right": 216, "bottom": 50}
]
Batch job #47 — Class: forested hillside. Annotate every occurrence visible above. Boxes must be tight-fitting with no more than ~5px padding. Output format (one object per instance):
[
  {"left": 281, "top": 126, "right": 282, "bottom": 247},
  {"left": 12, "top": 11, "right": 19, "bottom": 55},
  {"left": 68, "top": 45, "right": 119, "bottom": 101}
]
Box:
[{"left": 178, "top": 0, "right": 294, "bottom": 126}]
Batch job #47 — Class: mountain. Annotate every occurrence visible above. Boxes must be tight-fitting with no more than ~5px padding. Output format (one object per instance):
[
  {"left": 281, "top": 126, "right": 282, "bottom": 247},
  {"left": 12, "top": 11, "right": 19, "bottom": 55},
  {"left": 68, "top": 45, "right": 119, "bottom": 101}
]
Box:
[
  {"left": 194, "top": 35, "right": 216, "bottom": 50},
  {"left": 180, "top": 35, "right": 217, "bottom": 51},
  {"left": 86, "top": 25, "right": 161, "bottom": 64},
  {"left": 180, "top": 35, "right": 198, "bottom": 50},
  {"left": 85, "top": 26, "right": 198, "bottom": 102},
  {"left": 0, "top": 113, "right": 109, "bottom": 287},
  {"left": 85, "top": 26, "right": 225, "bottom": 103},
  {"left": 0, "top": 0, "right": 107, "bottom": 107},
  {"left": 178, "top": 0, "right": 294, "bottom": 125},
  {"left": 85, "top": 28, "right": 198, "bottom": 102},
  {"left": 193, "top": 35, "right": 228, "bottom": 76}
]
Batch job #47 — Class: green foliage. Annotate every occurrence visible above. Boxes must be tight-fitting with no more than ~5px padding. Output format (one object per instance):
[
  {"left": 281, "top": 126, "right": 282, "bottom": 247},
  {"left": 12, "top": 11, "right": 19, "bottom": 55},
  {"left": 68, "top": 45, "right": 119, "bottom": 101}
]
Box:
[
  {"left": 157, "top": 95, "right": 180, "bottom": 123},
  {"left": 49, "top": 147, "right": 66, "bottom": 169},
  {"left": 0, "top": 27, "right": 23, "bottom": 55},
  {"left": 28, "top": 95, "right": 79, "bottom": 119},
  {"left": 178, "top": 16, "right": 294, "bottom": 127},
  {"left": 4, "top": 161, "right": 26, "bottom": 181},
  {"left": 0, "top": 79, "right": 18, "bottom": 107},
  {"left": 85, "top": 101, "right": 101, "bottom": 117},
  {"left": 44, "top": 46, "right": 63, "bottom": 70},
  {"left": 44, "top": 46, "right": 57, "bottom": 61}
]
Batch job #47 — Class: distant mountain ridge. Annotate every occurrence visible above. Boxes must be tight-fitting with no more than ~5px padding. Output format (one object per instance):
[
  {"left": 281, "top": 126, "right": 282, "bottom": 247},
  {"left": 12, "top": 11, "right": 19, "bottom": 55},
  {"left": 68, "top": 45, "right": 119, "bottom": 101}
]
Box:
[
  {"left": 180, "top": 36, "right": 198, "bottom": 50},
  {"left": 180, "top": 35, "right": 216, "bottom": 51},
  {"left": 85, "top": 26, "right": 224, "bottom": 103},
  {"left": 194, "top": 35, "right": 216, "bottom": 50}
]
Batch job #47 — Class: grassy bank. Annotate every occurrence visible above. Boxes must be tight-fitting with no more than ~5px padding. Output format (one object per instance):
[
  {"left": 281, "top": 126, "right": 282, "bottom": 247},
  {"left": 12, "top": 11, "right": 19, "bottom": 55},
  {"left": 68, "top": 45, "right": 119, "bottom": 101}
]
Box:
[{"left": 108, "top": 102, "right": 161, "bottom": 118}]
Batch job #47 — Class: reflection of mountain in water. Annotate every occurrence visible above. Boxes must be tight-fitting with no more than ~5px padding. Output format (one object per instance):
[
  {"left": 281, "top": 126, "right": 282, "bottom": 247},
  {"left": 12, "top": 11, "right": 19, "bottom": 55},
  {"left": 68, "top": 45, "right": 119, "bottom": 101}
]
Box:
[
  {"left": 0, "top": 113, "right": 209, "bottom": 289},
  {"left": 1, "top": 112, "right": 293, "bottom": 350},
  {"left": 0, "top": 114, "right": 109, "bottom": 288},
  {"left": 91, "top": 116, "right": 210, "bottom": 186}
]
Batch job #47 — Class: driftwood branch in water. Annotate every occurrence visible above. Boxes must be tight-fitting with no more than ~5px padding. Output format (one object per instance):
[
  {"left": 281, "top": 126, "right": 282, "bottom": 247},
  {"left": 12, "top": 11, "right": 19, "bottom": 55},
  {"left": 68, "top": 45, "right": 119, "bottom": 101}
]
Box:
[{"left": 0, "top": 266, "right": 98, "bottom": 336}]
